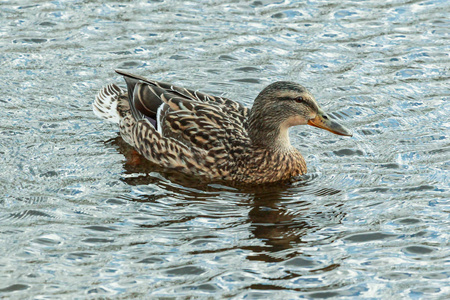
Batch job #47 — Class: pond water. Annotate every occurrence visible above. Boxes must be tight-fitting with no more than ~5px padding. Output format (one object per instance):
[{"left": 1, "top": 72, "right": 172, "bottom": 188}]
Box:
[{"left": 1, "top": 0, "right": 449, "bottom": 298}]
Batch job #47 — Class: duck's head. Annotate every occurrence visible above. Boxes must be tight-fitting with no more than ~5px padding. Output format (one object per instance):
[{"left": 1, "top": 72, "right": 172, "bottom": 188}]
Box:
[{"left": 248, "top": 81, "right": 352, "bottom": 148}]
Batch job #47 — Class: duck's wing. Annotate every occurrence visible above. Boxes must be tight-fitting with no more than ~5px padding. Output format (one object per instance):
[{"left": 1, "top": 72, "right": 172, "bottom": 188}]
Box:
[
  {"left": 115, "top": 70, "right": 248, "bottom": 119},
  {"left": 159, "top": 96, "right": 250, "bottom": 152},
  {"left": 116, "top": 70, "right": 250, "bottom": 152}
]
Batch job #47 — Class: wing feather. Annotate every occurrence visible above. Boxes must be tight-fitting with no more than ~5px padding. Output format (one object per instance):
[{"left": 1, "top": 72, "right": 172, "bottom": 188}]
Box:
[
  {"left": 116, "top": 69, "right": 248, "bottom": 115},
  {"left": 116, "top": 70, "right": 251, "bottom": 154}
]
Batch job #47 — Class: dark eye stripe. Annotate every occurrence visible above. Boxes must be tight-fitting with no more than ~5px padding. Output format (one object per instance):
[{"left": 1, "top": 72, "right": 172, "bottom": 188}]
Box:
[
  {"left": 285, "top": 96, "right": 317, "bottom": 111},
  {"left": 277, "top": 97, "right": 293, "bottom": 101},
  {"left": 277, "top": 96, "right": 317, "bottom": 110}
]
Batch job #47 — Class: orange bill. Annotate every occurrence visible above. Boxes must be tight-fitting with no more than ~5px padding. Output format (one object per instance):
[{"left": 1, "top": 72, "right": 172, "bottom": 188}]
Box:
[{"left": 307, "top": 109, "right": 352, "bottom": 136}]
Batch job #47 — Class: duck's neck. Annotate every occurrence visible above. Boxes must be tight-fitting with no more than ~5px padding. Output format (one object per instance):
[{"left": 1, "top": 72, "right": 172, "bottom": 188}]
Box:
[{"left": 248, "top": 111, "right": 293, "bottom": 152}]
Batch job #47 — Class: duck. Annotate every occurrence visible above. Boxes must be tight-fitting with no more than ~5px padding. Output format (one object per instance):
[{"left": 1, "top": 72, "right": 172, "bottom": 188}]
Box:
[{"left": 93, "top": 70, "right": 352, "bottom": 184}]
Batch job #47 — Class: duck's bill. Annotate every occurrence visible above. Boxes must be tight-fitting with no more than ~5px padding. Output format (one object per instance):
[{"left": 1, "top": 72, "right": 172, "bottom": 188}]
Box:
[{"left": 308, "top": 111, "right": 353, "bottom": 137}]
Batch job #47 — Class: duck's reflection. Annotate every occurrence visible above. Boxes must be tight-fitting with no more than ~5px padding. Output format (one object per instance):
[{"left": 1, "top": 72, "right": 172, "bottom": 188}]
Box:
[
  {"left": 107, "top": 136, "right": 343, "bottom": 262},
  {"left": 243, "top": 189, "right": 313, "bottom": 262}
]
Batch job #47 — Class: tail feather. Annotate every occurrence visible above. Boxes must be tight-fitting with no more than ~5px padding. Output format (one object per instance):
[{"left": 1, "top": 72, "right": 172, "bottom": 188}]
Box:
[
  {"left": 93, "top": 84, "right": 123, "bottom": 123},
  {"left": 115, "top": 70, "right": 162, "bottom": 122}
]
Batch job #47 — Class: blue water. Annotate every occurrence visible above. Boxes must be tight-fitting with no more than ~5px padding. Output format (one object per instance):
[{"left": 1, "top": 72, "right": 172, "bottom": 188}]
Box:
[{"left": 1, "top": 0, "right": 449, "bottom": 298}]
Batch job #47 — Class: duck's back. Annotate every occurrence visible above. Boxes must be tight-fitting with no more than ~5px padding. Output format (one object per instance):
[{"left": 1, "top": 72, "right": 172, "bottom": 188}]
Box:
[{"left": 117, "top": 70, "right": 250, "bottom": 152}]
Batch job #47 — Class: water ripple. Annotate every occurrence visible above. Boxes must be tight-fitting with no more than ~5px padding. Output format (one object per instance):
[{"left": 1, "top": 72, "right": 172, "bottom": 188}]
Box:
[{"left": 1, "top": 0, "right": 449, "bottom": 298}]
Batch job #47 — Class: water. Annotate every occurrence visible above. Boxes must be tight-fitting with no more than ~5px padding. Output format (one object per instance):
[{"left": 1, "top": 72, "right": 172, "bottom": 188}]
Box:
[{"left": 1, "top": 0, "right": 449, "bottom": 298}]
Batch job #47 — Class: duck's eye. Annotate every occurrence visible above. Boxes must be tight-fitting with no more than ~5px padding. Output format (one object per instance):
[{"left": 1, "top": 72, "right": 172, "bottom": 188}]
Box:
[{"left": 295, "top": 96, "right": 304, "bottom": 103}]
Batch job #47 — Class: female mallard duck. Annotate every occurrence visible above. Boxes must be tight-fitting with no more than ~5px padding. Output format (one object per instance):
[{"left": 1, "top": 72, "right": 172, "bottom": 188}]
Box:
[{"left": 93, "top": 70, "right": 352, "bottom": 184}]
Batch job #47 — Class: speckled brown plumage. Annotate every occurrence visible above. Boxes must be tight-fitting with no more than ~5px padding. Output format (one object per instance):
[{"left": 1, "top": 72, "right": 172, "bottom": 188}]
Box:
[{"left": 93, "top": 70, "right": 352, "bottom": 184}]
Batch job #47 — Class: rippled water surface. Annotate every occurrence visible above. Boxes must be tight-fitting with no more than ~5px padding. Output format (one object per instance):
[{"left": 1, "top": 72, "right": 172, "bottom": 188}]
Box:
[{"left": 1, "top": 0, "right": 449, "bottom": 298}]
